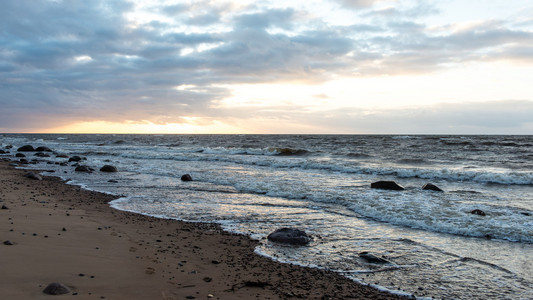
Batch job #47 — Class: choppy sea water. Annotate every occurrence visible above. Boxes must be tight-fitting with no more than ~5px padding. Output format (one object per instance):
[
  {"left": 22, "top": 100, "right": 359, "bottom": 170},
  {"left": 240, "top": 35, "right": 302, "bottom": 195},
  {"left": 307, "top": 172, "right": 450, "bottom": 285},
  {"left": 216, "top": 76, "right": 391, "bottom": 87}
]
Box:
[{"left": 2, "top": 134, "right": 532, "bottom": 299}]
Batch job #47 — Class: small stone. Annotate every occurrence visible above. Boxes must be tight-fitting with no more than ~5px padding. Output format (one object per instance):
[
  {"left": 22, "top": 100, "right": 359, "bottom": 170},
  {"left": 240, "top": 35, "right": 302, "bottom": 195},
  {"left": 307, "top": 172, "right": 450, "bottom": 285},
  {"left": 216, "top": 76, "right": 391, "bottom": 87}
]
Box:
[
  {"left": 371, "top": 181, "right": 405, "bottom": 191},
  {"left": 3, "top": 240, "right": 14, "bottom": 245},
  {"left": 211, "top": 260, "right": 220, "bottom": 264},
  {"left": 470, "top": 209, "right": 486, "bottom": 216},
  {"left": 100, "top": 165, "right": 118, "bottom": 172},
  {"left": 181, "top": 174, "right": 193, "bottom": 181},
  {"left": 1, "top": 205, "right": 8, "bottom": 210},
  {"left": 43, "top": 282, "right": 71, "bottom": 295},
  {"left": 422, "top": 183, "right": 443, "bottom": 192}
]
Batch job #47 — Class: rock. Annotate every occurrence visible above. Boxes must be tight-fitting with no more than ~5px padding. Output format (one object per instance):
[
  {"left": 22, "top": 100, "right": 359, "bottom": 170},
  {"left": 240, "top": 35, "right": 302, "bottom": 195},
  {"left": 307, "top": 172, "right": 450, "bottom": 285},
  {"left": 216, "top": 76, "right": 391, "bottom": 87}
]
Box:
[
  {"left": 181, "top": 174, "right": 193, "bottom": 181},
  {"left": 35, "top": 152, "right": 51, "bottom": 157},
  {"left": 75, "top": 166, "right": 93, "bottom": 173},
  {"left": 17, "top": 145, "right": 35, "bottom": 152},
  {"left": 359, "top": 252, "right": 391, "bottom": 264},
  {"left": 35, "top": 146, "right": 52, "bottom": 152},
  {"left": 56, "top": 154, "right": 69, "bottom": 158},
  {"left": 42, "top": 282, "right": 71, "bottom": 295},
  {"left": 15, "top": 153, "right": 25, "bottom": 157},
  {"left": 9, "top": 163, "right": 18, "bottom": 167},
  {"left": 68, "top": 156, "right": 83, "bottom": 162},
  {"left": 267, "top": 228, "right": 311, "bottom": 245},
  {"left": 24, "top": 172, "right": 43, "bottom": 180},
  {"left": 3, "top": 240, "right": 14, "bottom": 245},
  {"left": 370, "top": 181, "right": 405, "bottom": 191},
  {"left": 5, "top": 145, "right": 13, "bottom": 149},
  {"left": 1, "top": 205, "right": 8, "bottom": 209},
  {"left": 108, "top": 179, "right": 119, "bottom": 183},
  {"left": 0, "top": 150, "right": 7, "bottom": 154},
  {"left": 100, "top": 165, "right": 118, "bottom": 172},
  {"left": 422, "top": 183, "right": 443, "bottom": 192},
  {"left": 470, "top": 209, "right": 486, "bottom": 216}
]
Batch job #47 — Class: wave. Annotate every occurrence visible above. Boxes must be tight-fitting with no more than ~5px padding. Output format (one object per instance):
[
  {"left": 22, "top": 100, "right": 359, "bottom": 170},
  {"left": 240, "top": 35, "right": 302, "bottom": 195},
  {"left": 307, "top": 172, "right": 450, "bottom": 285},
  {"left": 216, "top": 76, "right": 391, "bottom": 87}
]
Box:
[{"left": 114, "top": 150, "right": 533, "bottom": 186}]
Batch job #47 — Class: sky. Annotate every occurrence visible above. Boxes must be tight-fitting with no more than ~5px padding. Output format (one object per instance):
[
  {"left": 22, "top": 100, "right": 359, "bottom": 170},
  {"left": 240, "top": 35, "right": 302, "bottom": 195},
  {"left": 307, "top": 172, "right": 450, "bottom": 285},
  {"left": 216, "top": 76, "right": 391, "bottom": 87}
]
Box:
[{"left": 1, "top": 0, "right": 533, "bottom": 134}]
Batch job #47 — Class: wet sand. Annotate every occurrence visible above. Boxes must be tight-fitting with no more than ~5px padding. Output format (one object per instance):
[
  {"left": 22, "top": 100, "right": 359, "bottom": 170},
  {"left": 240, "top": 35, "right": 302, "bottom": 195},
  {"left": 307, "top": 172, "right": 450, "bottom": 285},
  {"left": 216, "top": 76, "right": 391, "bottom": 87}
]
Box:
[{"left": 0, "top": 160, "right": 408, "bottom": 299}]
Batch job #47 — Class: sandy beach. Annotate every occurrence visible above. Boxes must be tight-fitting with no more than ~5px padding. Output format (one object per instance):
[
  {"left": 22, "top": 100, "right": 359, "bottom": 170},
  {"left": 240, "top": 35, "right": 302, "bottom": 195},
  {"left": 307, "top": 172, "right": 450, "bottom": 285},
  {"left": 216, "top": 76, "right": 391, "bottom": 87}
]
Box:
[{"left": 0, "top": 160, "right": 407, "bottom": 300}]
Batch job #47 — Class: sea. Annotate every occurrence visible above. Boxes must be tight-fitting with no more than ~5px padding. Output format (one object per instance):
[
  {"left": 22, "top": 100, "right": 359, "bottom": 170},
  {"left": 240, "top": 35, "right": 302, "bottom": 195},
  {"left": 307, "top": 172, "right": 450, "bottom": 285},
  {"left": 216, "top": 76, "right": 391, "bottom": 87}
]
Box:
[{"left": 1, "top": 134, "right": 532, "bottom": 299}]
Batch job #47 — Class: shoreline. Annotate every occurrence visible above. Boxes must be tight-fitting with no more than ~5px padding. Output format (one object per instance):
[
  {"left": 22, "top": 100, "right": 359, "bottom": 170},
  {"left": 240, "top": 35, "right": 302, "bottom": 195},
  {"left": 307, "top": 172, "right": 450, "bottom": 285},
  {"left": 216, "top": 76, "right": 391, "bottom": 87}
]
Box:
[{"left": 0, "top": 160, "right": 408, "bottom": 299}]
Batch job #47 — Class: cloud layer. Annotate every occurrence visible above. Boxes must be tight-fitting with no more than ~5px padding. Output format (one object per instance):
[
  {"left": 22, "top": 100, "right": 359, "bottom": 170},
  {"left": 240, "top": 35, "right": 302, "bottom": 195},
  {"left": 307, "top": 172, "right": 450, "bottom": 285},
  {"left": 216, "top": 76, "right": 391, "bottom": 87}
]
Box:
[{"left": 1, "top": 0, "right": 532, "bottom": 133}]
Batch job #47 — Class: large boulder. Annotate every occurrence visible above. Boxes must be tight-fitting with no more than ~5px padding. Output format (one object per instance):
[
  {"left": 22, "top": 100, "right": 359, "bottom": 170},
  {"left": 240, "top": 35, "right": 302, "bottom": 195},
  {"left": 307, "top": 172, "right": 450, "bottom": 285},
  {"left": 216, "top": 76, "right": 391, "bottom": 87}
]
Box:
[
  {"left": 43, "top": 282, "right": 71, "bottom": 295},
  {"left": 422, "top": 183, "right": 443, "bottom": 192},
  {"left": 267, "top": 228, "right": 311, "bottom": 245},
  {"left": 17, "top": 145, "right": 35, "bottom": 152},
  {"left": 35, "top": 146, "right": 52, "bottom": 152},
  {"left": 24, "top": 172, "right": 43, "bottom": 180},
  {"left": 100, "top": 165, "right": 118, "bottom": 172},
  {"left": 370, "top": 181, "right": 405, "bottom": 191},
  {"left": 181, "top": 174, "right": 193, "bottom": 181}
]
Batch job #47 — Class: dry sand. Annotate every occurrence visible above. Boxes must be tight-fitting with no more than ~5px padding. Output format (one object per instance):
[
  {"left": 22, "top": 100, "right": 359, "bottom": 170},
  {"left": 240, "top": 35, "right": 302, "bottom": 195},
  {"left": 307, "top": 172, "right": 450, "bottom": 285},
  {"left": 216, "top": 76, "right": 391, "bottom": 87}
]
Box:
[{"left": 0, "top": 160, "right": 408, "bottom": 299}]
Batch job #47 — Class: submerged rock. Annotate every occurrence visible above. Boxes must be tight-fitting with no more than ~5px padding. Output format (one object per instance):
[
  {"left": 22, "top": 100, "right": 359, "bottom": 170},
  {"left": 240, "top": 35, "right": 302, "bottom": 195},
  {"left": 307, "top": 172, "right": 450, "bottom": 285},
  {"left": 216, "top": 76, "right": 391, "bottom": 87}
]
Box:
[
  {"left": 17, "top": 145, "right": 35, "bottom": 152},
  {"left": 422, "top": 183, "right": 443, "bottom": 192},
  {"left": 470, "top": 209, "right": 486, "bottom": 216},
  {"left": 359, "top": 252, "right": 391, "bottom": 264},
  {"left": 35, "top": 152, "right": 50, "bottom": 157},
  {"left": 68, "top": 156, "right": 83, "bottom": 162},
  {"left": 24, "top": 172, "right": 43, "bottom": 180},
  {"left": 15, "top": 153, "right": 25, "bottom": 157},
  {"left": 100, "top": 165, "right": 118, "bottom": 172},
  {"left": 181, "top": 174, "right": 193, "bottom": 181},
  {"left": 75, "top": 166, "right": 93, "bottom": 173},
  {"left": 267, "top": 228, "right": 311, "bottom": 245},
  {"left": 370, "top": 181, "right": 405, "bottom": 191},
  {"left": 43, "top": 282, "right": 71, "bottom": 295}
]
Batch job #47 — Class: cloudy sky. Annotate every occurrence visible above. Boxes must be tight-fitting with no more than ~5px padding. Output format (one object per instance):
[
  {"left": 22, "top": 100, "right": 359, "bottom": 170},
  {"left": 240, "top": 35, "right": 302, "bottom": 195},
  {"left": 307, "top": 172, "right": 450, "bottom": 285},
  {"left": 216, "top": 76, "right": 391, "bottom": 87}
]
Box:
[{"left": 1, "top": 0, "right": 533, "bottom": 134}]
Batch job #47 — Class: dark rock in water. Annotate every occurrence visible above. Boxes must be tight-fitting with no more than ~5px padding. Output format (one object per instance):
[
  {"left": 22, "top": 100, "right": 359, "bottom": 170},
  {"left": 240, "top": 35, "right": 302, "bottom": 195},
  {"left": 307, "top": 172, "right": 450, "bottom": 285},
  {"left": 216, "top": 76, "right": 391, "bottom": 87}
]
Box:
[
  {"left": 0, "top": 150, "right": 7, "bottom": 154},
  {"left": 267, "top": 228, "right": 311, "bottom": 245},
  {"left": 24, "top": 172, "right": 43, "bottom": 180},
  {"left": 75, "top": 166, "right": 93, "bottom": 173},
  {"left": 59, "top": 162, "right": 68, "bottom": 166},
  {"left": 35, "top": 146, "right": 52, "bottom": 152},
  {"left": 56, "top": 154, "right": 69, "bottom": 158},
  {"left": 521, "top": 212, "right": 531, "bottom": 216},
  {"left": 100, "top": 165, "right": 118, "bottom": 172},
  {"left": 68, "top": 156, "right": 83, "bottom": 162},
  {"left": 43, "top": 282, "right": 71, "bottom": 295},
  {"left": 19, "top": 159, "right": 29, "bottom": 164},
  {"left": 359, "top": 252, "right": 391, "bottom": 264},
  {"left": 1, "top": 205, "right": 8, "bottom": 210},
  {"left": 108, "top": 179, "right": 119, "bottom": 183},
  {"left": 370, "top": 181, "right": 405, "bottom": 191},
  {"left": 9, "top": 163, "right": 18, "bottom": 167},
  {"left": 17, "top": 145, "right": 35, "bottom": 152},
  {"left": 15, "top": 153, "right": 25, "bottom": 157},
  {"left": 422, "top": 183, "right": 443, "bottom": 192},
  {"left": 470, "top": 209, "right": 486, "bottom": 216},
  {"left": 35, "top": 152, "right": 51, "bottom": 157},
  {"left": 181, "top": 174, "right": 193, "bottom": 181},
  {"left": 5, "top": 145, "right": 13, "bottom": 149},
  {"left": 3, "top": 240, "right": 14, "bottom": 245}
]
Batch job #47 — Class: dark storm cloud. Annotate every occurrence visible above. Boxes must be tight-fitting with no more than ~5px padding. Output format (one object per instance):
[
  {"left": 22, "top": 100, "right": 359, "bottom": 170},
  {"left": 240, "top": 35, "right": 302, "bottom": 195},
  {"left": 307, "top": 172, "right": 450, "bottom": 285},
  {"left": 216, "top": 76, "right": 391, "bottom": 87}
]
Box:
[{"left": 0, "top": 0, "right": 532, "bottom": 131}]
